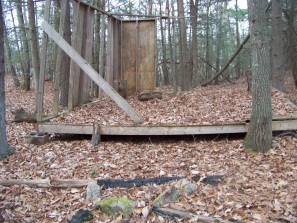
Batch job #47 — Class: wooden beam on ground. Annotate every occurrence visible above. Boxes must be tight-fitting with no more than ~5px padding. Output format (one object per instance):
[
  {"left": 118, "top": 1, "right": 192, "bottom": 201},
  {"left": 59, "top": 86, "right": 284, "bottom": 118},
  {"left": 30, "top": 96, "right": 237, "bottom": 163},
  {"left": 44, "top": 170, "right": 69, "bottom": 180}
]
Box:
[
  {"left": 38, "top": 119, "right": 297, "bottom": 136},
  {"left": 40, "top": 21, "right": 143, "bottom": 124}
]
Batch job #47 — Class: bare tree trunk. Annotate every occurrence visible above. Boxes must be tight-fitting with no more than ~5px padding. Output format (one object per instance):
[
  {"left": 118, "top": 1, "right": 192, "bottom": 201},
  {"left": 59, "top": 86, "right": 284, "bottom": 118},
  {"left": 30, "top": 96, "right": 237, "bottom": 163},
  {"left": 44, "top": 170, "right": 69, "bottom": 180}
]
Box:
[
  {"left": 147, "top": 0, "right": 153, "bottom": 15},
  {"left": 214, "top": 1, "right": 223, "bottom": 85},
  {"left": 15, "top": 0, "right": 31, "bottom": 91},
  {"left": 177, "top": 0, "right": 189, "bottom": 91},
  {"left": 60, "top": 0, "right": 71, "bottom": 107},
  {"left": 169, "top": 0, "right": 177, "bottom": 93},
  {"left": 9, "top": 1, "right": 24, "bottom": 79},
  {"left": 159, "top": 0, "right": 169, "bottom": 85},
  {"left": 234, "top": 0, "right": 241, "bottom": 79},
  {"left": 244, "top": 0, "right": 272, "bottom": 153},
  {"left": 0, "top": 0, "right": 14, "bottom": 160},
  {"left": 190, "top": 0, "right": 199, "bottom": 86},
  {"left": 284, "top": 0, "right": 297, "bottom": 88},
  {"left": 3, "top": 26, "right": 20, "bottom": 88},
  {"left": 205, "top": 1, "right": 212, "bottom": 81},
  {"left": 27, "top": 0, "right": 40, "bottom": 113},
  {"left": 271, "top": 0, "right": 284, "bottom": 91}
]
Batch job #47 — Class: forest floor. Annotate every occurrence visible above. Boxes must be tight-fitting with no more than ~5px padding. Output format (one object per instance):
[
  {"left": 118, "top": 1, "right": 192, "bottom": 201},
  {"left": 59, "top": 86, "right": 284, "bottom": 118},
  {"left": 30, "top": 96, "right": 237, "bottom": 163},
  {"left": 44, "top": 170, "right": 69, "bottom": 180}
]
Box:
[{"left": 1, "top": 73, "right": 297, "bottom": 222}]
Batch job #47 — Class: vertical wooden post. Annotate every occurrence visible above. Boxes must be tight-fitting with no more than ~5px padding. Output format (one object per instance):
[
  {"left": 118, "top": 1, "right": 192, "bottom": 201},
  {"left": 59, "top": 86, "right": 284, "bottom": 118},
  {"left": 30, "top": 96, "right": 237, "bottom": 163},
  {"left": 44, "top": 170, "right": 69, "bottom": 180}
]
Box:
[
  {"left": 91, "top": 122, "right": 100, "bottom": 146},
  {"left": 106, "top": 16, "right": 114, "bottom": 87},
  {"left": 53, "top": 0, "right": 67, "bottom": 117},
  {"left": 68, "top": 1, "right": 81, "bottom": 111},
  {"left": 37, "top": 0, "right": 51, "bottom": 122},
  {"left": 135, "top": 20, "right": 139, "bottom": 93}
]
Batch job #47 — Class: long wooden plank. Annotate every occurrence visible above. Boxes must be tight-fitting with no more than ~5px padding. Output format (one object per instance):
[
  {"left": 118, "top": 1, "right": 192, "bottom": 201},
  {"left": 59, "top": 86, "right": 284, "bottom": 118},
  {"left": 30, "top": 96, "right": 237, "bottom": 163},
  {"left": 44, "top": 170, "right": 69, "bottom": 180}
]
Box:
[
  {"left": 41, "top": 21, "right": 143, "bottom": 123},
  {"left": 38, "top": 119, "right": 297, "bottom": 135}
]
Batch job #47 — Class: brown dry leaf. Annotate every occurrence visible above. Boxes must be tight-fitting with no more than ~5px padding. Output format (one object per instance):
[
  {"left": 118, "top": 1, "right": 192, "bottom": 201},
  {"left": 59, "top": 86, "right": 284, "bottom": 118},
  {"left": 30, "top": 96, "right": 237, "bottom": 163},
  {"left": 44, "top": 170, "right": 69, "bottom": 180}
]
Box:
[{"left": 1, "top": 75, "right": 297, "bottom": 222}]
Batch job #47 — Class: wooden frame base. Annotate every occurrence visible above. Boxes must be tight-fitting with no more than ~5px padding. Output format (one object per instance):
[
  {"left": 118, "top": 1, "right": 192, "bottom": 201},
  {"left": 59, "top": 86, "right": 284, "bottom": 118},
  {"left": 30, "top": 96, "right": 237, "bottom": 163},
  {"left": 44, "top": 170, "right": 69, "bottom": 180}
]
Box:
[{"left": 38, "top": 119, "right": 297, "bottom": 136}]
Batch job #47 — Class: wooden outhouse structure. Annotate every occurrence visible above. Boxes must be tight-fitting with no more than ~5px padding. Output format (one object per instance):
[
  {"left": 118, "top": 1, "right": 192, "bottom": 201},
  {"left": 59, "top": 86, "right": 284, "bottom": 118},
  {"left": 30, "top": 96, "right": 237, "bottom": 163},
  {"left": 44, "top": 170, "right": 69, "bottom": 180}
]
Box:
[{"left": 107, "top": 18, "right": 157, "bottom": 93}]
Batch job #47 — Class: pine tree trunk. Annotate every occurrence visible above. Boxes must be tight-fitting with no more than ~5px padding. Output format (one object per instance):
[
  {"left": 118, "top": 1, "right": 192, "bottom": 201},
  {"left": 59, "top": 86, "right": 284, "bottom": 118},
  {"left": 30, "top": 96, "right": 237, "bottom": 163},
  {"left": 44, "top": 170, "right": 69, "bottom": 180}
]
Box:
[
  {"left": 27, "top": 0, "right": 40, "bottom": 113},
  {"left": 15, "top": 0, "right": 31, "bottom": 91},
  {"left": 0, "top": 0, "right": 14, "bottom": 160},
  {"left": 235, "top": 0, "right": 241, "bottom": 79},
  {"left": 271, "top": 0, "right": 284, "bottom": 91},
  {"left": 214, "top": 1, "right": 223, "bottom": 85},
  {"left": 159, "top": 0, "right": 169, "bottom": 85},
  {"left": 177, "top": 0, "right": 189, "bottom": 91},
  {"left": 284, "top": 0, "right": 297, "bottom": 88},
  {"left": 244, "top": 0, "right": 272, "bottom": 153},
  {"left": 169, "top": 0, "right": 177, "bottom": 93},
  {"left": 205, "top": 2, "right": 211, "bottom": 81},
  {"left": 190, "top": 0, "right": 198, "bottom": 86},
  {"left": 9, "top": 1, "right": 25, "bottom": 80},
  {"left": 3, "top": 26, "right": 20, "bottom": 88}
]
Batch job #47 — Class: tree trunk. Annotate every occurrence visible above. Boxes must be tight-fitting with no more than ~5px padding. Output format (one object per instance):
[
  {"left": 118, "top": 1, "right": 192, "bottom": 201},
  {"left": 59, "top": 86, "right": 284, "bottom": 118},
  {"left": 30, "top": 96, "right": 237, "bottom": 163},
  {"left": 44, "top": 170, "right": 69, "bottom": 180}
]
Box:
[
  {"left": 177, "top": 0, "right": 189, "bottom": 91},
  {"left": 244, "top": 0, "right": 272, "bottom": 153},
  {"left": 0, "top": 0, "right": 14, "bottom": 160},
  {"left": 284, "top": 0, "right": 297, "bottom": 88},
  {"left": 15, "top": 0, "right": 31, "bottom": 91},
  {"left": 214, "top": 1, "right": 223, "bottom": 85},
  {"left": 147, "top": 0, "right": 153, "bottom": 15},
  {"left": 9, "top": 1, "right": 25, "bottom": 80},
  {"left": 235, "top": 0, "right": 241, "bottom": 79},
  {"left": 27, "top": 0, "right": 40, "bottom": 113},
  {"left": 205, "top": 1, "right": 212, "bottom": 81},
  {"left": 3, "top": 26, "right": 20, "bottom": 88},
  {"left": 169, "top": 0, "right": 177, "bottom": 93},
  {"left": 271, "top": 0, "right": 284, "bottom": 91},
  {"left": 190, "top": 0, "right": 199, "bottom": 86},
  {"left": 159, "top": 0, "right": 169, "bottom": 85}
]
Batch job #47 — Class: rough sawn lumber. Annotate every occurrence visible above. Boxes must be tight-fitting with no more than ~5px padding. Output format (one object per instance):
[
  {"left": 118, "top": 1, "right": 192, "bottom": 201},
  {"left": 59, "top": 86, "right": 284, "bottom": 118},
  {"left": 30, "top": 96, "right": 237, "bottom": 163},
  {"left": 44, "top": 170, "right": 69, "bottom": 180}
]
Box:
[{"left": 97, "top": 175, "right": 223, "bottom": 189}]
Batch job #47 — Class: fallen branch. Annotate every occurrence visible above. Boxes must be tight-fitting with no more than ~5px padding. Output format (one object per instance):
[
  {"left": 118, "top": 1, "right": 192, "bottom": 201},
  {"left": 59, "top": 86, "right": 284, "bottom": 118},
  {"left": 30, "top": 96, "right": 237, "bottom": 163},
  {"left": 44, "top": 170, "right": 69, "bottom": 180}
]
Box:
[
  {"left": 0, "top": 179, "right": 92, "bottom": 188},
  {"left": 152, "top": 206, "right": 233, "bottom": 223},
  {"left": 201, "top": 1, "right": 271, "bottom": 87},
  {"left": 197, "top": 54, "right": 235, "bottom": 84},
  {"left": 97, "top": 175, "right": 223, "bottom": 189},
  {"left": 201, "top": 34, "right": 250, "bottom": 86}
]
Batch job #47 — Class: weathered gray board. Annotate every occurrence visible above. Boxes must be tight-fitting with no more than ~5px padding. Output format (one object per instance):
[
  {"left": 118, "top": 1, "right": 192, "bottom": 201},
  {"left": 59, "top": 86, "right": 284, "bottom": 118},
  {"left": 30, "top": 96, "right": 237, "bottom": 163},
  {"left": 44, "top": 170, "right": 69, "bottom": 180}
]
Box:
[
  {"left": 40, "top": 21, "right": 143, "bottom": 124},
  {"left": 69, "top": 2, "right": 95, "bottom": 108},
  {"left": 38, "top": 119, "right": 297, "bottom": 136}
]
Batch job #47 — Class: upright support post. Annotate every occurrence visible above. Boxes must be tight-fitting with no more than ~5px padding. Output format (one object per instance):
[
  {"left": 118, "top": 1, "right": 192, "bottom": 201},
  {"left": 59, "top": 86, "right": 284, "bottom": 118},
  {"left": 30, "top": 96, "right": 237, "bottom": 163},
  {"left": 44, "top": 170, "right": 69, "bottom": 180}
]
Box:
[
  {"left": 37, "top": 0, "right": 51, "bottom": 122},
  {"left": 53, "top": 0, "right": 67, "bottom": 117}
]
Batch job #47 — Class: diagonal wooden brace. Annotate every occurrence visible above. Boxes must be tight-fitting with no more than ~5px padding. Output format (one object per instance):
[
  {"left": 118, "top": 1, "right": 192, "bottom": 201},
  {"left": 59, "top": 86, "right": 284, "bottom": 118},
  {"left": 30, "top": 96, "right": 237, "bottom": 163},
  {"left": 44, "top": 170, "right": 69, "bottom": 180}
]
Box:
[{"left": 40, "top": 21, "right": 143, "bottom": 124}]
